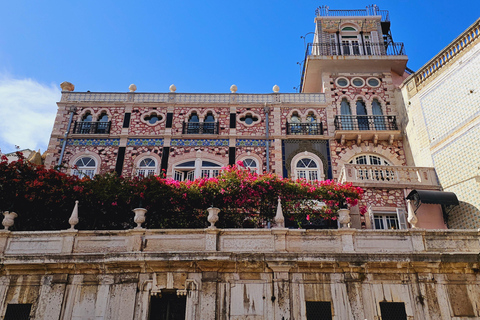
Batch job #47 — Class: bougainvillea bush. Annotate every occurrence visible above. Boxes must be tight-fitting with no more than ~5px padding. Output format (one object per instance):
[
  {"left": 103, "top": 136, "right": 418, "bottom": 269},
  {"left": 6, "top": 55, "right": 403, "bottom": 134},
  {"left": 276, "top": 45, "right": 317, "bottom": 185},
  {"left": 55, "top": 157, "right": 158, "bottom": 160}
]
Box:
[{"left": 0, "top": 154, "right": 363, "bottom": 230}]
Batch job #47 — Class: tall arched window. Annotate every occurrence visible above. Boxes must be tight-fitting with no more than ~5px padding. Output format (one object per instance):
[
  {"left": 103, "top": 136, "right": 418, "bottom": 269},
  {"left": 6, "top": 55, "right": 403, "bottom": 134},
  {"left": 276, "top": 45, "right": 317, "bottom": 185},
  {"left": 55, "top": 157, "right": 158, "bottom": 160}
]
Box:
[
  {"left": 97, "top": 112, "right": 109, "bottom": 134},
  {"left": 186, "top": 112, "right": 200, "bottom": 134},
  {"left": 137, "top": 157, "right": 157, "bottom": 177},
  {"left": 356, "top": 99, "right": 369, "bottom": 130},
  {"left": 72, "top": 156, "right": 97, "bottom": 179},
  {"left": 203, "top": 112, "right": 215, "bottom": 134},
  {"left": 340, "top": 26, "right": 360, "bottom": 55},
  {"left": 295, "top": 158, "right": 320, "bottom": 181},
  {"left": 339, "top": 98, "right": 353, "bottom": 130},
  {"left": 372, "top": 99, "right": 386, "bottom": 130},
  {"left": 79, "top": 113, "right": 93, "bottom": 134}
]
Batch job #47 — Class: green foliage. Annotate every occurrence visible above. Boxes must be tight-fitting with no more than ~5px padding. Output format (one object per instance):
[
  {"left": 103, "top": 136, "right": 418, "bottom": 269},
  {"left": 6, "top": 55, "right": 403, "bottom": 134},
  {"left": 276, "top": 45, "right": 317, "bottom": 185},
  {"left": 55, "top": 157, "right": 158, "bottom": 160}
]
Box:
[{"left": 0, "top": 155, "right": 363, "bottom": 231}]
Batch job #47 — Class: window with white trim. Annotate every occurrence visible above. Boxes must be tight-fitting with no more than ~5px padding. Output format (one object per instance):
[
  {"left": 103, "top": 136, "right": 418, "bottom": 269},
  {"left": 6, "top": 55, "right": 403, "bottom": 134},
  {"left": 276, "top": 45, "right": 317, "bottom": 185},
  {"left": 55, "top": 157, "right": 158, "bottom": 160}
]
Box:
[
  {"left": 137, "top": 157, "right": 157, "bottom": 177},
  {"left": 369, "top": 208, "right": 407, "bottom": 230},
  {"left": 173, "top": 160, "right": 222, "bottom": 181},
  {"left": 242, "top": 158, "right": 259, "bottom": 173},
  {"left": 295, "top": 158, "right": 320, "bottom": 181},
  {"left": 349, "top": 154, "right": 393, "bottom": 181},
  {"left": 72, "top": 156, "right": 97, "bottom": 179}
]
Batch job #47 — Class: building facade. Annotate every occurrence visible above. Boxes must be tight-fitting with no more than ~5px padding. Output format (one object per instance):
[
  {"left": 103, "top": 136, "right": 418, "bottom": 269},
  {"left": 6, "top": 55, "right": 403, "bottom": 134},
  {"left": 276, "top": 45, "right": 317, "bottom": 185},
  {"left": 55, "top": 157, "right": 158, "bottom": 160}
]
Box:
[
  {"left": 401, "top": 18, "right": 480, "bottom": 229},
  {"left": 44, "top": 5, "right": 446, "bottom": 231}
]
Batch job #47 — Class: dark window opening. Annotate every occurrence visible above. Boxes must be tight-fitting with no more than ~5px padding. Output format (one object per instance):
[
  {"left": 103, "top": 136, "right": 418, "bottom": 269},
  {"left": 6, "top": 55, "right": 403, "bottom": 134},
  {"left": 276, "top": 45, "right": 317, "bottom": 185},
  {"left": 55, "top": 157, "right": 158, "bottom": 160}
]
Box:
[
  {"left": 149, "top": 292, "right": 186, "bottom": 320},
  {"left": 240, "top": 114, "right": 258, "bottom": 125},
  {"left": 4, "top": 303, "right": 32, "bottom": 320},
  {"left": 145, "top": 114, "right": 163, "bottom": 125},
  {"left": 306, "top": 301, "right": 332, "bottom": 320},
  {"left": 379, "top": 302, "right": 407, "bottom": 320}
]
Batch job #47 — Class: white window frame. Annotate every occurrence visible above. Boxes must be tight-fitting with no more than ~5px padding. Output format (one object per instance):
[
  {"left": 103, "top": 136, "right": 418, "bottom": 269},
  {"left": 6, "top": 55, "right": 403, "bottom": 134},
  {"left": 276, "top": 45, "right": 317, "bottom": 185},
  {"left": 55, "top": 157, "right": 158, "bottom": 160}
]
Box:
[
  {"left": 72, "top": 156, "right": 97, "bottom": 179},
  {"left": 136, "top": 157, "right": 158, "bottom": 178},
  {"left": 173, "top": 159, "right": 223, "bottom": 181},
  {"left": 291, "top": 152, "right": 325, "bottom": 181},
  {"left": 369, "top": 208, "right": 407, "bottom": 230}
]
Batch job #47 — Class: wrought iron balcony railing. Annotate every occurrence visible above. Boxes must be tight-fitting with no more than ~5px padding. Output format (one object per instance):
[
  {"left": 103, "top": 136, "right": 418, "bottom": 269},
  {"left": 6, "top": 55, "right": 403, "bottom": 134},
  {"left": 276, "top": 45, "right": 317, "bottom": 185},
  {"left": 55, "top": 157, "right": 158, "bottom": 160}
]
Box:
[
  {"left": 308, "top": 42, "right": 405, "bottom": 57},
  {"left": 72, "top": 121, "right": 111, "bottom": 134},
  {"left": 316, "top": 5, "right": 390, "bottom": 22},
  {"left": 182, "top": 122, "right": 219, "bottom": 134},
  {"left": 286, "top": 122, "right": 324, "bottom": 135},
  {"left": 334, "top": 115, "right": 398, "bottom": 131}
]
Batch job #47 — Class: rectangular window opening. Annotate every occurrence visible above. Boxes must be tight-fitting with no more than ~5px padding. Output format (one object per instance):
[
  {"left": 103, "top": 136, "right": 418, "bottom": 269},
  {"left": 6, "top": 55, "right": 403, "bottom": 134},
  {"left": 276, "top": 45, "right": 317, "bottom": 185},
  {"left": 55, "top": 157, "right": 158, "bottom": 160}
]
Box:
[
  {"left": 4, "top": 303, "right": 32, "bottom": 320},
  {"left": 306, "top": 301, "right": 332, "bottom": 320},
  {"left": 379, "top": 302, "right": 407, "bottom": 320},
  {"left": 149, "top": 291, "right": 186, "bottom": 320}
]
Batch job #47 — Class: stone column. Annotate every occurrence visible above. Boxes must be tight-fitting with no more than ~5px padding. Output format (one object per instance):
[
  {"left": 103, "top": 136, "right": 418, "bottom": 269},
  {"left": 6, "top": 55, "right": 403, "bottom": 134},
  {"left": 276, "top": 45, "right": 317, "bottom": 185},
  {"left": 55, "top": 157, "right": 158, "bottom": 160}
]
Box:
[
  {"left": 268, "top": 262, "right": 295, "bottom": 320},
  {"left": 199, "top": 272, "right": 218, "bottom": 319}
]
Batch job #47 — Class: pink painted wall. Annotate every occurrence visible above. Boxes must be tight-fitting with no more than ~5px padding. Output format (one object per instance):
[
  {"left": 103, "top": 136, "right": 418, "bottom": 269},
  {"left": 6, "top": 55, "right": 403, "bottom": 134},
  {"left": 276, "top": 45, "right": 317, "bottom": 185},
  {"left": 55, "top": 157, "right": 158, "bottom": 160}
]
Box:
[{"left": 414, "top": 203, "right": 447, "bottom": 229}]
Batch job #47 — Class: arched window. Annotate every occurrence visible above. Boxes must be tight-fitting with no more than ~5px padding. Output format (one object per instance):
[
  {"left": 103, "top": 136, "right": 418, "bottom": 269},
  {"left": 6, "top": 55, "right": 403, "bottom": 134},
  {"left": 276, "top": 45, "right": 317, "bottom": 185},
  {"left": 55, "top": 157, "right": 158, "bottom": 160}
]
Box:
[
  {"left": 306, "top": 113, "right": 316, "bottom": 122},
  {"left": 137, "top": 157, "right": 157, "bottom": 177},
  {"left": 189, "top": 113, "right": 199, "bottom": 123},
  {"left": 295, "top": 158, "right": 320, "bottom": 181},
  {"left": 173, "top": 160, "right": 222, "bottom": 181},
  {"left": 203, "top": 112, "right": 216, "bottom": 134},
  {"left": 79, "top": 113, "right": 93, "bottom": 134},
  {"left": 372, "top": 99, "right": 386, "bottom": 130},
  {"left": 340, "top": 25, "right": 360, "bottom": 55},
  {"left": 72, "top": 156, "right": 97, "bottom": 179},
  {"left": 349, "top": 154, "right": 393, "bottom": 181},
  {"left": 242, "top": 158, "right": 259, "bottom": 173},
  {"left": 97, "top": 112, "right": 109, "bottom": 134},
  {"left": 339, "top": 98, "right": 353, "bottom": 130},
  {"left": 356, "top": 99, "right": 369, "bottom": 130},
  {"left": 186, "top": 112, "right": 200, "bottom": 134}
]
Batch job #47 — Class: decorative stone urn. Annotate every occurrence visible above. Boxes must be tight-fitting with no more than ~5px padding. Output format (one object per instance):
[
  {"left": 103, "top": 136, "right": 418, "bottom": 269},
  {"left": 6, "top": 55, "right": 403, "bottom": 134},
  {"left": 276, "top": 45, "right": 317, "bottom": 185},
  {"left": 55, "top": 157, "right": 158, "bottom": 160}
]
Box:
[
  {"left": 207, "top": 207, "right": 220, "bottom": 229},
  {"left": 337, "top": 208, "right": 351, "bottom": 228},
  {"left": 2, "top": 211, "right": 17, "bottom": 230},
  {"left": 132, "top": 208, "right": 147, "bottom": 229}
]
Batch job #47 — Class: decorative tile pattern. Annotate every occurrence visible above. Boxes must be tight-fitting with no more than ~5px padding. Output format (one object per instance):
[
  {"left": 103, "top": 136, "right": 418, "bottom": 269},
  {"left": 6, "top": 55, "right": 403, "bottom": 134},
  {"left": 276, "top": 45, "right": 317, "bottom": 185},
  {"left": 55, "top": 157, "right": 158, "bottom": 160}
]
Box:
[
  {"left": 236, "top": 139, "right": 273, "bottom": 147},
  {"left": 63, "top": 139, "right": 120, "bottom": 146},
  {"left": 420, "top": 51, "right": 480, "bottom": 145},
  {"left": 170, "top": 139, "right": 229, "bottom": 147},
  {"left": 127, "top": 139, "right": 164, "bottom": 146}
]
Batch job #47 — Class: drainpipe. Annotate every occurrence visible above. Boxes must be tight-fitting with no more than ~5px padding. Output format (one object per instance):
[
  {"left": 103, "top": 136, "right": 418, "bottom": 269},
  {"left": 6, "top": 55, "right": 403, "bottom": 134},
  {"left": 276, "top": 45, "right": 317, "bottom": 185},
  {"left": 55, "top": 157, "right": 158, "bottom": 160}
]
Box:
[
  {"left": 58, "top": 106, "right": 77, "bottom": 168},
  {"left": 264, "top": 103, "right": 270, "bottom": 172}
]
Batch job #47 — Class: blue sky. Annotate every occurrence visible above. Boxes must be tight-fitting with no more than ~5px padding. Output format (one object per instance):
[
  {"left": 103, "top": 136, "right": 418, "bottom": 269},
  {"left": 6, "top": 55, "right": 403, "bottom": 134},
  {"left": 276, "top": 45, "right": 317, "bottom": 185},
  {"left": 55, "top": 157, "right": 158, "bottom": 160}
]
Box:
[{"left": 0, "top": 1, "right": 478, "bottom": 154}]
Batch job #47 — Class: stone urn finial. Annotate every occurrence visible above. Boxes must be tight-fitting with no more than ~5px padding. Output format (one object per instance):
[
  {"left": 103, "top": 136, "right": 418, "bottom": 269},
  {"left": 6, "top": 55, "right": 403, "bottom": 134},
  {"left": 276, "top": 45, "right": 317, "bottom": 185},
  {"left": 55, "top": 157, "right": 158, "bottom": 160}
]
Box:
[
  {"left": 129, "top": 84, "right": 137, "bottom": 92},
  {"left": 68, "top": 201, "right": 79, "bottom": 230},
  {"left": 338, "top": 208, "right": 351, "bottom": 228},
  {"left": 169, "top": 84, "right": 177, "bottom": 92},
  {"left": 60, "top": 81, "right": 75, "bottom": 92},
  {"left": 230, "top": 84, "right": 238, "bottom": 93},
  {"left": 274, "top": 197, "right": 285, "bottom": 228},
  {"left": 132, "top": 208, "right": 147, "bottom": 229},
  {"left": 207, "top": 207, "right": 220, "bottom": 229},
  {"left": 272, "top": 84, "right": 280, "bottom": 93},
  {"left": 2, "top": 211, "right": 17, "bottom": 230}
]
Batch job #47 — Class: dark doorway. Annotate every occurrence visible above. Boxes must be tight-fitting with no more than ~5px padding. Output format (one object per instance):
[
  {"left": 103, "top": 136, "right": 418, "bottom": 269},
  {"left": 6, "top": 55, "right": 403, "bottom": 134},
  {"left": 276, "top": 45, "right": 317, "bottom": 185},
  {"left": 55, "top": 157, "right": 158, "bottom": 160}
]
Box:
[{"left": 149, "top": 291, "right": 186, "bottom": 320}]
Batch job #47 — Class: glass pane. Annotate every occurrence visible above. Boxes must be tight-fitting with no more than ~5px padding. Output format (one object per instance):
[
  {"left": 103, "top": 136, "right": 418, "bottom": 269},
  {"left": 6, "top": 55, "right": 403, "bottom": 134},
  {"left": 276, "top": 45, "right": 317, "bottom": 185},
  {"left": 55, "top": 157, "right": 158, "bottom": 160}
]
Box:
[
  {"left": 189, "top": 114, "right": 199, "bottom": 122},
  {"left": 98, "top": 114, "right": 108, "bottom": 122},
  {"left": 177, "top": 161, "right": 195, "bottom": 167},
  {"left": 174, "top": 171, "right": 183, "bottom": 181},
  {"left": 374, "top": 216, "right": 384, "bottom": 229},
  {"left": 204, "top": 114, "right": 215, "bottom": 122},
  {"left": 202, "top": 161, "right": 221, "bottom": 167},
  {"left": 385, "top": 215, "right": 399, "bottom": 229},
  {"left": 186, "top": 171, "right": 195, "bottom": 181}
]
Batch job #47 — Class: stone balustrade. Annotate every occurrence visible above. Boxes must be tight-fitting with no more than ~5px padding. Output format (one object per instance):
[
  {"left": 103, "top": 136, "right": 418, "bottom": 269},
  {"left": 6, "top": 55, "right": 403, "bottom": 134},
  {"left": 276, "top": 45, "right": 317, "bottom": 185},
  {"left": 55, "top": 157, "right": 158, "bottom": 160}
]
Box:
[
  {"left": 60, "top": 92, "right": 326, "bottom": 104},
  {"left": 0, "top": 228, "right": 478, "bottom": 257},
  {"left": 409, "top": 18, "right": 480, "bottom": 91},
  {"left": 338, "top": 163, "right": 440, "bottom": 189}
]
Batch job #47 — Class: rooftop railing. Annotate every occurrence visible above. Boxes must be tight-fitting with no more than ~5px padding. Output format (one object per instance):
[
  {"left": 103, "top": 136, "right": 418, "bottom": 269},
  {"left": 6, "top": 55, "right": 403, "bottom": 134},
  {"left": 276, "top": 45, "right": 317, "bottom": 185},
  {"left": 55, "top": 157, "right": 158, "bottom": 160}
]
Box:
[
  {"left": 334, "top": 115, "right": 398, "bottom": 131},
  {"left": 315, "top": 5, "right": 389, "bottom": 22}
]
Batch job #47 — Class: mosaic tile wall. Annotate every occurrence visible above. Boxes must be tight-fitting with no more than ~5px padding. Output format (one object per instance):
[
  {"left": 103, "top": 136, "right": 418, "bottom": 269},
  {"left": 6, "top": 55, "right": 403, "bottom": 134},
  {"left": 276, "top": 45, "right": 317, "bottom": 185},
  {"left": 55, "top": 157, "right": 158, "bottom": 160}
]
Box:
[
  {"left": 419, "top": 51, "right": 480, "bottom": 144},
  {"left": 432, "top": 125, "right": 480, "bottom": 228}
]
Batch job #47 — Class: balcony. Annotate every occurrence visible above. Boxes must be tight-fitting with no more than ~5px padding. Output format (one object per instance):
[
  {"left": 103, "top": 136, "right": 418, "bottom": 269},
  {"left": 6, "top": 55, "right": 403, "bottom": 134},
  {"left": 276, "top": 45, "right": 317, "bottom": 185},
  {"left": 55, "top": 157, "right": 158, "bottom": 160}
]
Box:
[
  {"left": 309, "top": 42, "right": 405, "bottom": 57},
  {"left": 338, "top": 164, "right": 440, "bottom": 189},
  {"left": 182, "top": 122, "right": 219, "bottom": 135},
  {"left": 286, "top": 122, "right": 323, "bottom": 135},
  {"left": 316, "top": 5, "right": 390, "bottom": 22},
  {"left": 72, "top": 121, "right": 111, "bottom": 134},
  {"left": 334, "top": 115, "right": 400, "bottom": 144}
]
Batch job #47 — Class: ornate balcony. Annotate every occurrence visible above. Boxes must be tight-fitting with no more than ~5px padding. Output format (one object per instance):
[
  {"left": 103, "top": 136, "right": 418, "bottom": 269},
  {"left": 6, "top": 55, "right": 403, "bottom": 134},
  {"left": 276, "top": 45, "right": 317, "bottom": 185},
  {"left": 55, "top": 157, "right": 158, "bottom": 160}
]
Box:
[
  {"left": 182, "top": 122, "right": 219, "bottom": 135},
  {"left": 334, "top": 115, "right": 400, "bottom": 144},
  {"left": 309, "top": 42, "right": 405, "bottom": 57},
  {"left": 286, "top": 122, "right": 323, "bottom": 135},
  {"left": 338, "top": 164, "right": 440, "bottom": 189},
  {"left": 72, "top": 121, "right": 111, "bottom": 134}
]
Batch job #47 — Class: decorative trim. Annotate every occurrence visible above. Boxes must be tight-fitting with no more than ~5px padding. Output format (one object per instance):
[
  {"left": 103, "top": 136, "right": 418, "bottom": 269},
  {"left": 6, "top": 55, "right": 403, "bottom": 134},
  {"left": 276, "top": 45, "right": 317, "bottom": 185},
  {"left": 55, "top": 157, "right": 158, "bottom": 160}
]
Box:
[
  {"left": 140, "top": 111, "right": 166, "bottom": 126},
  {"left": 236, "top": 139, "right": 273, "bottom": 147},
  {"left": 171, "top": 139, "right": 229, "bottom": 147},
  {"left": 237, "top": 110, "right": 262, "bottom": 127},
  {"left": 64, "top": 139, "right": 120, "bottom": 146},
  {"left": 127, "top": 139, "right": 164, "bottom": 147}
]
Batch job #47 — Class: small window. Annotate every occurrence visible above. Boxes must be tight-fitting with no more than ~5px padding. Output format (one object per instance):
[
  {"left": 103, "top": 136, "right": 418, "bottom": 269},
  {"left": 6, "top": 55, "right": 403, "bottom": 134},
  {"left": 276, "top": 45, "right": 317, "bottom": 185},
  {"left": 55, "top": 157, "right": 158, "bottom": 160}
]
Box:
[
  {"left": 351, "top": 77, "right": 365, "bottom": 87},
  {"left": 98, "top": 113, "right": 108, "bottom": 122},
  {"left": 240, "top": 114, "right": 258, "bottom": 125},
  {"left": 204, "top": 113, "right": 215, "bottom": 122},
  {"left": 370, "top": 209, "right": 407, "bottom": 230},
  {"left": 189, "top": 113, "right": 199, "bottom": 122},
  {"left": 137, "top": 157, "right": 157, "bottom": 177},
  {"left": 173, "top": 160, "right": 222, "bottom": 181},
  {"left": 290, "top": 113, "right": 301, "bottom": 123},
  {"left": 4, "top": 304, "right": 32, "bottom": 320},
  {"left": 336, "top": 77, "right": 349, "bottom": 87},
  {"left": 306, "top": 113, "right": 316, "bottom": 122},
  {"left": 367, "top": 77, "right": 380, "bottom": 87},
  {"left": 306, "top": 301, "right": 332, "bottom": 320},
  {"left": 379, "top": 302, "right": 407, "bottom": 320},
  {"left": 73, "top": 156, "right": 97, "bottom": 179},
  {"left": 145, "top": 113, "right": 163, "bottom": 125},
  {"left": 341, "top": 26, "right": 356, "bottom": 31},
  {"left": 82, "top": 113, "right": 93, "bottom": 122}
]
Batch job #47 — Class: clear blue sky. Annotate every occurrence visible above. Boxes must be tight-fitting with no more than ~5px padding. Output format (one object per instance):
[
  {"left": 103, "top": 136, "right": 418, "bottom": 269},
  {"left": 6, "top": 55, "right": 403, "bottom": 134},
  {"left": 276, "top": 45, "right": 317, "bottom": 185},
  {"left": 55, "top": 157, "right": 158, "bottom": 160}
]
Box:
[{"left": 0, "top": 1, "right": 478, "bottom": 153}]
